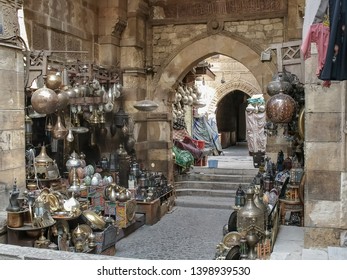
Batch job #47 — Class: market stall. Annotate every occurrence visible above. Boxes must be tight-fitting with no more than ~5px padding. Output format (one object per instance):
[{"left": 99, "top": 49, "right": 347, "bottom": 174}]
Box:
[{"left": 214, "top": 151, "right": 304, "bottom": 260}]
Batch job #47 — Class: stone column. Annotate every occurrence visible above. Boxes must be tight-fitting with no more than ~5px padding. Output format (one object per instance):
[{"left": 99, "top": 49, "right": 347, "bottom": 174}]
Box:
[
  {"left": 303, "top": 51, "right": 346, "bottom": 248},
  {"left": 118, "top": 1, "right": 173, "bottom": 181},
  {"left": 98, "top": 0, "right": 127, "bottom": 66}
]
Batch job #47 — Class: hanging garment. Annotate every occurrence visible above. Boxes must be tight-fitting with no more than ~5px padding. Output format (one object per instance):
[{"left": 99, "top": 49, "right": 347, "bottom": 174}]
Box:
[
  {"left": 319, "top": 0, "right": 347, "bottom": 82},
  {"left": 301, "top": 23, "right": 330, "bottom": 76},
  {"left": 245, "top": 111, "right": 267, "bottom": 154}
]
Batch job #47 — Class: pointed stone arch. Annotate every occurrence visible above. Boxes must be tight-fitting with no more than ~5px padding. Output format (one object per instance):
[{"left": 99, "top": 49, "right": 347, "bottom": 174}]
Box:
[{"left": 152, "top": 31, "right": 276, "bottom": 105}]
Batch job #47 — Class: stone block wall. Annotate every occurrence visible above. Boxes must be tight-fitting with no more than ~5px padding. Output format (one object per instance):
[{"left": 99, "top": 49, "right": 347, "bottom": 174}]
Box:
[
  {"left": 23, "top": 0, "right": 97, "bottom": 62},
  {"left": 152, "top": 18, "right": 285, "bottom": 73},
  {"left": 0, "top": 45, "right": 26, "bottom": 188},
  {"left": 303, "top": 52, "right": 347, "bottom": 247},
  {"left": 0, "top": 0, "right": 26, "bottom": 189}
]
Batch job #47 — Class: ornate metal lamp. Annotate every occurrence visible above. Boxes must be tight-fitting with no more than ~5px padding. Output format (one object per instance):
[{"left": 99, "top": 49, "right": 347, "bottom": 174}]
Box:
[{"left": 66, "top": 151, "right": 82, "bottom": 192}]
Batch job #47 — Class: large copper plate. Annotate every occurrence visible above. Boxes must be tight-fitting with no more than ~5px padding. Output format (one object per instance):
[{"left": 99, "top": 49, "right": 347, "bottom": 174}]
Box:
[
  {"left": 82, "top": 210, "right": 106, "bottom": 230},
  {"left": 126, "top": 200, "right": 137, "bottom": 222},
  {"left": 298, "top": 107, "right": 305, "bottom": 140}
]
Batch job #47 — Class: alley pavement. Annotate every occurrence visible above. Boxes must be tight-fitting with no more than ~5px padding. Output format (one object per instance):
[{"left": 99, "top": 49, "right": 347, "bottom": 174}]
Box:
[{"left": 115, "top": 143, "right": 347, "bottom": 260}]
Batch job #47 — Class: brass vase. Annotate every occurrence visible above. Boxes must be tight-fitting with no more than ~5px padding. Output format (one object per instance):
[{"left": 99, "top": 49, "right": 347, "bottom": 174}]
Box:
[{"left": 237, "top": 187, "right": 264, "bottom": 234}]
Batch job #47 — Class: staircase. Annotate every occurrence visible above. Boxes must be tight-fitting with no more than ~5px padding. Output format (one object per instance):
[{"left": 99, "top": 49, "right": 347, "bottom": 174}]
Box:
[{"left": 174, "top": 144, "right": 258, "bottom": 210}]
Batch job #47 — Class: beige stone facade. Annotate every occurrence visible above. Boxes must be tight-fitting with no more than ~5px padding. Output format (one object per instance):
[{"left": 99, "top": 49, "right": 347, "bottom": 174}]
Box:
[{"left": 1, "top": 0, "right": 346, "bottom": 248}]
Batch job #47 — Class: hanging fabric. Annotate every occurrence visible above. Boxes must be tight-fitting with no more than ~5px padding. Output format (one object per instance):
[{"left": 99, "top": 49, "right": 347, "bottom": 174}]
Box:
[
  {"left": 319, "top": 0, "right": 347, "bottom": 85},
  {"left": 301, "top": 0, "right": 330, "bottom": 78}
]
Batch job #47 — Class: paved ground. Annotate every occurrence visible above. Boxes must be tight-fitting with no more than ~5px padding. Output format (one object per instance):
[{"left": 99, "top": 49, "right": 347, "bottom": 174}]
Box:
[
  {"left": 115, "top": 143, "right": 347, "bottom": 260},
  {"left": 2, "top": 143, "right": 347, "bottom": 260},
  {"left": 115, "top": 206, "right": 231, "bottom": 260},
  {"left": 114, "top": 143, "right": 253, "bottom": 260}
]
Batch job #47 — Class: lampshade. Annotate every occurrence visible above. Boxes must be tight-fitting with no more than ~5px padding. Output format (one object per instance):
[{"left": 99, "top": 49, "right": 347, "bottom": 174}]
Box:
[{"left": 133, "top": 100, "right": 159, "bottom": 111}]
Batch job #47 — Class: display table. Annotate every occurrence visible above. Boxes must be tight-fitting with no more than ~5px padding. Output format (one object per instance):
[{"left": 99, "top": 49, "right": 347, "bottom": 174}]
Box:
[
  {"left": 7, "top": 222, "right": 55, "bottom": 247},
  {"left": 135, "top": 198, "right": 161, "bottom": 225}
]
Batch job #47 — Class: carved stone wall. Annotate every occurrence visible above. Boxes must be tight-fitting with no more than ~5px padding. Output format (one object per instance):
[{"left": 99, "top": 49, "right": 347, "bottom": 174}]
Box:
[{"left": 0, "top": 0, "right": 25, "bottom": 189}]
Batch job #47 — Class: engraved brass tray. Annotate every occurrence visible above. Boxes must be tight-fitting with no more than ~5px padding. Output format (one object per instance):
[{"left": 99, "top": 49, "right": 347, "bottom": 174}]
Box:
[{"left": 82, "top": 210, "right": 106, "bottom": 230}]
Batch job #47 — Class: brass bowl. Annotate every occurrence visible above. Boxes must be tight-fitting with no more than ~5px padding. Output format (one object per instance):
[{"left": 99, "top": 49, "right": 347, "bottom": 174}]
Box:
[
  {"left": 133, "top": 100, "right": 159, "bottom": 111},
  {"left": 82, "top": 210, "right": 106, "bottom": 230}
]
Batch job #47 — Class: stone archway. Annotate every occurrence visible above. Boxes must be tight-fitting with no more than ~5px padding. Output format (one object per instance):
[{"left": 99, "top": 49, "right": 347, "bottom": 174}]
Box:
[
  {"left": 152, "top": 31, "right": 276, "bottom": 106},
  {"left": 137, "top": 31, "right": 276, "bottom": 181},
  {"left": 206, "top": 79, "right": 261, "bottom": 115}
]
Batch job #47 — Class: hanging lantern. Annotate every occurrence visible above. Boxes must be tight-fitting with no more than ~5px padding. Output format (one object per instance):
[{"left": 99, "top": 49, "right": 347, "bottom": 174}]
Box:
[
  {"left": 265, "top": 90, "right": 296, "bottom": 123},
  {"left": 56, "top": 91, "right": 70, "bottom": 110},
  {"left": 25, "top": 114, "right": 33, "bottom": 134},
  {"left": 266, "top": 72, "right": 292, "bottom": 96},
  {"left": 114, "top": 107, "right": 128, "bottom": 127},
  {"left": 235, "top": 184, "right": 246, "bottom": 208},
  {"left": 46, "top": 72, "right": 62, "bottom": 90},
  {"left": 52, "top": 114, "right": 68, "bottom": 140},
  {"left": 31, "top": 85, "right": 58, "bottom": 115}
]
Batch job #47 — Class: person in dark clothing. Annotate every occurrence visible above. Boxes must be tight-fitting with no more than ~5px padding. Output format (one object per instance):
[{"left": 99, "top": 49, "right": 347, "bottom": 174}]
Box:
[{"left": 319, "top": 0, "right": 347, "bottom": 85}]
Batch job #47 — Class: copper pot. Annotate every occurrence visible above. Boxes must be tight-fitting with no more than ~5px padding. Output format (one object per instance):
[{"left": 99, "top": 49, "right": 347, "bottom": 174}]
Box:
[
  {"left": 7, "top": 211, "right": 25, "bottom": 228},
  {"left": 31, "top": 85, "right": 59, "bottom": 115}
]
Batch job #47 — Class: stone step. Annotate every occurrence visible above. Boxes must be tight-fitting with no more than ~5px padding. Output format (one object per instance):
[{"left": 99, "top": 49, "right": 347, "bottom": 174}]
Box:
[
  {"left": 174, "top": 195, "right": 235, "bottom": 210},
  {"left": 176, "top": 188, "right": 236, "bottom": 198},
  {"left": 190, "top": 167, "right": 258, "bottom": 176},
  {"left": 176, "top": 172, "right": 255, "bottom": 183},
  {"left": 174, "top": 180, "right": 249, "bottom": 191}
]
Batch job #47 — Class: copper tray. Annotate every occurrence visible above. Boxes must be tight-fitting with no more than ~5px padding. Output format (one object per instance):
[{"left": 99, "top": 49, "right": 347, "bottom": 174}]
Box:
[{"left": 82, "top": 210, "right": 106, "bottom": 230}]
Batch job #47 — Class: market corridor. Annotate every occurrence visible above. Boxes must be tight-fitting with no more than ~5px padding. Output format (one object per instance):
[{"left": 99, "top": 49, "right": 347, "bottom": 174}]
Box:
[{"left": 114, "top": 144, "right": 250, "bottom": 260}]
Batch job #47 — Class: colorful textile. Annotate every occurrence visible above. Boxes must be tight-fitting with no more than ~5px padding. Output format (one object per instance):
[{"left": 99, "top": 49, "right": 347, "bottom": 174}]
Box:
[{"left": 172, "top": 146, "right": 194, "bottom": 169}]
